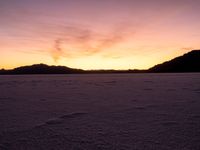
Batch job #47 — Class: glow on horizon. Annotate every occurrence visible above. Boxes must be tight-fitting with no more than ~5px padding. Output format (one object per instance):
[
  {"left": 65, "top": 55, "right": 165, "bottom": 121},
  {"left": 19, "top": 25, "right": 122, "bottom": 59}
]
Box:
[{"left": 1, "top": 0, "right": 200, "bottom": 70}]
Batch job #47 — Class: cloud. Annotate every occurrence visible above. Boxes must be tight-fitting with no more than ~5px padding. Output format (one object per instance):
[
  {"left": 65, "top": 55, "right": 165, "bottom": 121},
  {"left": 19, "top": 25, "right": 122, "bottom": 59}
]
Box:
[
  {"left": 48, "top": 23, "right": 134, "bottom": 61},
  {"left": 51, "top": 39, "right": 64, "bottom": 62},
  {"left": 181, "top": 47, "right": 194, "bottom": 51}
]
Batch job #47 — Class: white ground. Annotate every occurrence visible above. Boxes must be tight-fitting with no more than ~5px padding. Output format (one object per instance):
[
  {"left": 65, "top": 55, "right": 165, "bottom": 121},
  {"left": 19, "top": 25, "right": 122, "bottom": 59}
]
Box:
[{"left": 0, "top": 73, "right": 200, "bottom": 150}]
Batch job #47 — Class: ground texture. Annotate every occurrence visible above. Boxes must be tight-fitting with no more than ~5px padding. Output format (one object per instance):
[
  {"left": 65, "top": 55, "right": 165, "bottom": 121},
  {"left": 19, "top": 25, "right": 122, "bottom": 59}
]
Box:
[{"left": 0, "top": 74, "right": 200, "bottom": 150}]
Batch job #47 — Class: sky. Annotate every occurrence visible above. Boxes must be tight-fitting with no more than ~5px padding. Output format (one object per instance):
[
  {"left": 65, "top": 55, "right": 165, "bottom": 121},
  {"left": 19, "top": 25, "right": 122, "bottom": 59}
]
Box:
[{"left": 1, "top": 0, "right": 200, "bottom": 70}]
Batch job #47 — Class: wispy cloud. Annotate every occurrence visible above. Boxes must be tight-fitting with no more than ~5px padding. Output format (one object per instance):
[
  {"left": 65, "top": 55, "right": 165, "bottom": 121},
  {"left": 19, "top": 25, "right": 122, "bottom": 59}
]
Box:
[
  {"left": 49, "top": 23, "right": 134, "bottom": 61},
  {"left": 51, "top": 39, "right": 63, "bottom": 62}
]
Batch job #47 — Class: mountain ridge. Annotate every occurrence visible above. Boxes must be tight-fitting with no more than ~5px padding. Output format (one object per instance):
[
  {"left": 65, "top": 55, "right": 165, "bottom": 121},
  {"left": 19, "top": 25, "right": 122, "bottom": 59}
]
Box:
[
  {"left": 0, "top": 50, "right": 200, "bottom": 74},
  {"left": 148, "top": 50, "right": 200, "bottom": 72}
]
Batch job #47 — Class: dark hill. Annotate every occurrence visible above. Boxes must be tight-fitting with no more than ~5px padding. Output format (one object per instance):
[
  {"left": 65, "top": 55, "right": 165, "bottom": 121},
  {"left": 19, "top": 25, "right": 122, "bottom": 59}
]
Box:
[
  {"left": 0, "top": 50, "right": 200, "bottom": 74},
  {"left": 0, "top": 64, "right": 144, "bottom": 74},
  {"left": 149, "top": 50, "right": 200, "bottom": 72},
  {"left": 0, "top": 64, "right": 84, "bottom": 74}
]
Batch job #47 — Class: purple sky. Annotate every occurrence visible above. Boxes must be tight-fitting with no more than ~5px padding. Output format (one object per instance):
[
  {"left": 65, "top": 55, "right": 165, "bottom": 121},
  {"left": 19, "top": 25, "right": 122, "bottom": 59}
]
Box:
[{"left": 1, "top": 0, "right": 200, "bottom": 69}]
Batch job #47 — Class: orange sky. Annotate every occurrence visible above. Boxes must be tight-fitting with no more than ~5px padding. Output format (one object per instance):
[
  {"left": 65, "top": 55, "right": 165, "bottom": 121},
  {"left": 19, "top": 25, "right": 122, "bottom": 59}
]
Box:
[{"left": 1, "top": 0, "right": 200, "bottom": 69}]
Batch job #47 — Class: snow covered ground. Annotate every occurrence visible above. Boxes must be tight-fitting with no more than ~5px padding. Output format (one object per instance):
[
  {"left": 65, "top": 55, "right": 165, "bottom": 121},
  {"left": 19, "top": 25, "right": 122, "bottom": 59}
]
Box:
[{"left": 0, "top": 73, "right": 200, "bottom": 150}]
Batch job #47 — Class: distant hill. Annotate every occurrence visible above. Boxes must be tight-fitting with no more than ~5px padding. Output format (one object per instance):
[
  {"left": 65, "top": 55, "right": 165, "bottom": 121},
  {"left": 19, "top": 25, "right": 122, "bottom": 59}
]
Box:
[
  {"left": 149, "top": 50, "right": 200, "bottom": 72},
  {"left": 0, "top": 64, "right": 84, "bottom": 74},
  {"left": 0, "top": 64, "right": 145, "bottom": 75},
  {"left": 0, "top": 50, "right": 200, "bottom": 74}
]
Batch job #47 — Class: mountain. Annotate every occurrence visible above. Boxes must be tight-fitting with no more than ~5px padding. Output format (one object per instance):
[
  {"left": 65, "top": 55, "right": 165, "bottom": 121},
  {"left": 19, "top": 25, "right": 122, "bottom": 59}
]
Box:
[
  {"left": 149, "top": 50, "right": 200, "bottom": 72},
  {"left": 0, "top": 50, "right": 200, "bottom": 74},
  {"left": 0, "top": 64, "right": 145, "bottom": 75},
  {"left": 0, "top": 64, "right": 84, "bottom": 74}
]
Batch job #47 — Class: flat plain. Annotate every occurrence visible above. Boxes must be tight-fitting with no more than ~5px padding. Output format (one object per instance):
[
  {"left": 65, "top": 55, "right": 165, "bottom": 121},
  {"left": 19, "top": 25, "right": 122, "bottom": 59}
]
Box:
[{"left": 0, "top": 73, "right": 200, "bottom": 150}]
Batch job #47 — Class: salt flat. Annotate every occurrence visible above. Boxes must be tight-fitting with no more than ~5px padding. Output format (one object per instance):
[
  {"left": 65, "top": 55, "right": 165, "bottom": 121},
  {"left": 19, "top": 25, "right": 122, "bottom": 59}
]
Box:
[{"left": 0, "top": 73, "right": 200, "bottom": 150}]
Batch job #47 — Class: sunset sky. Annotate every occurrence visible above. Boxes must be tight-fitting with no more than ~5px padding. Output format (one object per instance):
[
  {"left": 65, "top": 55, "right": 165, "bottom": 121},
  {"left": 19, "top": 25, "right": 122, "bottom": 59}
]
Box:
[{"left": 1, "top": 0, "right": 200, "bottom": 70}]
